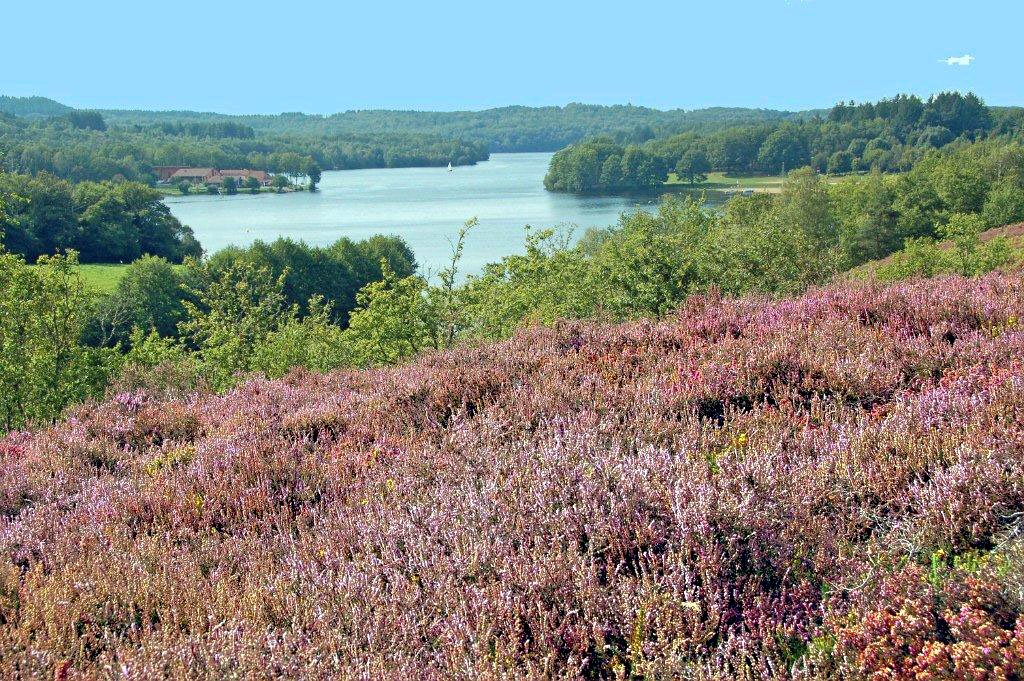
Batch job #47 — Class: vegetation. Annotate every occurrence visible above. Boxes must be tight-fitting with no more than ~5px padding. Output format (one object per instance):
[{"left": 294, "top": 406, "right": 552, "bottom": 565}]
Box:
[
  {"left": 0, "top": 172, "right": 201, "bottom": 262},
  {"left": 3, "top": 135, "right": 1023, "bottom": 429},
  {"left": 0, "top": 95, "right": 72, "bottom": 119},
  {"left": 3, "top": 91, "right": 1024, "bottom": 676},
  {"left": 2, "top": 273, "right": 1024, "bottom": 676},
  {"left": 545, "top": 92, "right": 1024, "bottom": 192},
  {"left": 0, "top": 250, "right": 118, "bottom": 431},
  {"left": 0, "top": 106, "right": 489, "bottom": 185},
  {"left": 97, "top": 102, "right": 809, "bottom": 152},
  {"left": 849, "top": 221, "right": 1024, "bottom": 282}
]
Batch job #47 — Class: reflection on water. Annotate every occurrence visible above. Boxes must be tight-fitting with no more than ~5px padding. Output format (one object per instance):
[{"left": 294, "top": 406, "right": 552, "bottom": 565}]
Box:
[{"left": 164, "top": 152, "right": 727, "bottom": 275}]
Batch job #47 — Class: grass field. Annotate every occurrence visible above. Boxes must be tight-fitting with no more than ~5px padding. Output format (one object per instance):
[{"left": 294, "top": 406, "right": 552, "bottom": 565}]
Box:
[
  {"left": 666, "top": 171, "right": 856, "bottom": 193},
  {"left": 27, "top": 263, "right": 131, "bottom": 294},
  {"left": 665, "top": 171, "right": 786, "bottom": 192},
  {"left": 78, "top": 264, "right": 130, "bottom": 293}
]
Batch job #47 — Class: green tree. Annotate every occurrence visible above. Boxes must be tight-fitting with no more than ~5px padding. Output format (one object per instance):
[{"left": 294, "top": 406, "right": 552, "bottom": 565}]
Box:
[
  {"left": 674, "top": 149, "right": 710, "bottom": 185},
  {"left": 876, "top": 237, "right": 948, "bottom": 282},
  {"left": 251, "top": 296, "right": 349, "bottom": 377},
  {"left": 939, "top": 212, "right": 985, "bottom": 276},
  {"left": 772, "top": 167, "right": 842, "bottom": 285},
  {"left": 245, "top": 176, "right": 261, "bottom": 194},
  {"left": 222, "top": 177, "right": 238, "bottom": 195},
  {"left": 460, "top": 227, "right": 596, "bottom": 339},
  {"left": 178, "top": 261, "right": 289, "bottom": 390},
  {"left": 0, "top": 250, "right": 118, "bottom": 431},
  {"left": 593, "top": 197, "right": 716, "bottom": 318},
  {"left": 827, "top": 150, "right": 853, "bottom": 174},
  {"left": 0, "top": 172, "right": 76, "bottom": 261},
  {"left": 74, "top": 182, "right": 202, "bottom": 263},
  {"left": 598, "top": 154, "right": 624, "bottom": 188},
  {"left": 272, "top": 175, "right": 290, "bottom": 193},
  {"left": 94, "top": 255, "right": 191, "bottom": 344},
  {"left": 620, "top": 145, "right": 665, "bottom": 188},
  {"left": 981, "top": 178, "right": 1024, "bottom": 227},
  {"left": 342, "top": 263, "right": 438, "bottom": 367},
  {"left": 304, "top": 159, "right": 322, "bottom": 191},
  {"left": 757, "top": 126, "right": 809, "bottom": 174}
]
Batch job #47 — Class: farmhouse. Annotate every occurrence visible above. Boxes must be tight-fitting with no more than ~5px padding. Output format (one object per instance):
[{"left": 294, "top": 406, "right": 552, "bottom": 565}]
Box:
[
  {"left": 205, "top": 170, "right": 272, "bottom": 186},
  {"left": 165, "top": 168, "right": 216, "bottom": 184},
  {"left": 160, "top": 168, "right": 273, "bottom": 187},
  {"left": 153, "top": 166, "right": 188, "bottom": 182}
]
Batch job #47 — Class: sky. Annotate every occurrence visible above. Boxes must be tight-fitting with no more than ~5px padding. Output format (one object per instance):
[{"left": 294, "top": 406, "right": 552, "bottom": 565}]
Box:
[{"left": 3, "top": 0, "right": 1020, "bottom": 114}]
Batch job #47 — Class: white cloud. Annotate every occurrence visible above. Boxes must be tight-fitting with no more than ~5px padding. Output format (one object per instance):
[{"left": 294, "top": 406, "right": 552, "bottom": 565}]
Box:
[{"left": 941, "top": 54, "right": 976, "bottom": 67}]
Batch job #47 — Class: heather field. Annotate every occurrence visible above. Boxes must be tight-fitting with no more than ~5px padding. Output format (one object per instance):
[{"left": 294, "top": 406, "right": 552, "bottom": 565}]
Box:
[{"left": 2, "top": 274, "right": 1024, "bottom": 679}]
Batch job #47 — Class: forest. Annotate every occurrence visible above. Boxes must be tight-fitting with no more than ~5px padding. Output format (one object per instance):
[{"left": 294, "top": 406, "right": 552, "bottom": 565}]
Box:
[
  {"left": 544, "top": 92, "right": 1024, "bottom": 191},
  {"left": 96, "top": 102, "right": 808, "bottom": 152},
  {"left": 0, "top": 103, "right": 489, "bottom": 184}
]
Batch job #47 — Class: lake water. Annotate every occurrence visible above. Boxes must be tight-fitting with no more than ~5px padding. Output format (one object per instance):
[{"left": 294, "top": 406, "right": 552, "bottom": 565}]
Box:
[{"left": 164, "top": 152, "right": 725, "bottom": 275}]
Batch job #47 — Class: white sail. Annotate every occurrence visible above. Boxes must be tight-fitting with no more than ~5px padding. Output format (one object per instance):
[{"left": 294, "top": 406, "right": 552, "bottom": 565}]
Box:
[{"left": 447, "top": 162, "right": 453, "bottom": 172}]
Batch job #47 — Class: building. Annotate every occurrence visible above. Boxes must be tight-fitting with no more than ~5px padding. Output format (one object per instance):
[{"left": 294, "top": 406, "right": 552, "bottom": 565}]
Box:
[
  {"left": 153, "top": 166, "right": 188, "bottom": 182},
  {"left": 160, "top": 168, "right": 274, "bottom": 187},
  {"left": 166, "top": 168, "right": 216, "bottom": 184},
  {"left": 205, "top": 170, "right": 272, "bottom": 187}
]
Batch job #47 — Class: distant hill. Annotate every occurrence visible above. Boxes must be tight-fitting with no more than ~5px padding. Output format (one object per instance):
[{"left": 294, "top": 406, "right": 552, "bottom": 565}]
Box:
[
  {"left": 98, "top": 103, "right": 807, "bottom": 152},
  {"left": 0, "top": 95, "right": 72, "bottom": 118},
  {"left": 0, "top": 94, "right": 821, "bottom": 151}
]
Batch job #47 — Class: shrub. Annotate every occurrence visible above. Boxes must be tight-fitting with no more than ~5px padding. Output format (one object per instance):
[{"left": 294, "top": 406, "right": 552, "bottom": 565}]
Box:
[{"left": 2, "top": 274, "right": 1024, "bottom": 676}]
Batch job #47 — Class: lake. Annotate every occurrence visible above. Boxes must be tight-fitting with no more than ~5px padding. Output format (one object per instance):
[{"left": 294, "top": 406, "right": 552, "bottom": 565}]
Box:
[{"left": 164, "top": 152, "right": 726, "bottom": 275}]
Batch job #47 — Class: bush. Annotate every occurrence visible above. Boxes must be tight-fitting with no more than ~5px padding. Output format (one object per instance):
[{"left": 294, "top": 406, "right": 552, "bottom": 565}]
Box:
[
  {"left": 3, "top": 274, "right": 1024, "bottom": 675},
  {"left": 91, "top": 255, "right": 192, "bottom": 346},
  {"left": 0, "top": 250, "right": 119, "bottom": 431}
]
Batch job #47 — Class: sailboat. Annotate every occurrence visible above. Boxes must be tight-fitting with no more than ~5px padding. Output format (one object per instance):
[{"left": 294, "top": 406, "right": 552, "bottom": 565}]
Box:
[{"left": 447, "top": 162, "right": 453, "bottom": 172}]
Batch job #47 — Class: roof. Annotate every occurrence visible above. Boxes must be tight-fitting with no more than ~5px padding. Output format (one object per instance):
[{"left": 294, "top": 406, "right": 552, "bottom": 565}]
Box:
[
  {"left": 169, "top": 168, "right": 214, "bottom": 179},
  {"left": 165, "top": 168, "right": 272, "bottom": 183}
]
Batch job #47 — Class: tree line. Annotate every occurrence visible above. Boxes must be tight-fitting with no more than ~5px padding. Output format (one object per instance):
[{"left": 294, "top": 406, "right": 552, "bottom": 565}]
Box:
[
  {"left": 97, "top": 102, "right": 807, "bottom": 153},
  {"left": 0, "top": 110, "right": 490, "bottom": 184},
  {"left": 544, "top": 92, "right": 1024, "bottom": 192}
]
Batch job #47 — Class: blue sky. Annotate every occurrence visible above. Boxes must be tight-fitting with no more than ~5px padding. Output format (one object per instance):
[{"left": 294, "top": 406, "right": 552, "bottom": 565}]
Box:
[{"left": 3, "top": 0, "right": 1019, "bottom": 114}]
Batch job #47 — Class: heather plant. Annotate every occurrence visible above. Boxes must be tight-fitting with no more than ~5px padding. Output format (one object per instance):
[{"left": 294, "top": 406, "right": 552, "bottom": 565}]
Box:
[{"left": 2, "top": 273, "right": 1024, "bottom": 677}]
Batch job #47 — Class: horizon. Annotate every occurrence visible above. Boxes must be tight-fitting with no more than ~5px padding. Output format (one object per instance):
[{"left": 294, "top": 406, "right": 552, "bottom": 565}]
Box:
[
  {"left": 3, "top": 0, "right": 1018, "bottom": 115},
  {"left": 5, "top": 92, "right": 1018, "bottom": 119}
]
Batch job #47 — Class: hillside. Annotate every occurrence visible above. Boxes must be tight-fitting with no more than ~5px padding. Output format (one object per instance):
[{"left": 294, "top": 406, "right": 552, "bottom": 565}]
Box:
[
  {"left": 2, "top": 274, "right": 1024, "bottom": 677},
  {"left": 848, "top": 221, "right": 1024, "bottom": 280},
  {"left": 0, "top": 95, "right": 72, "bottom": 118}
]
